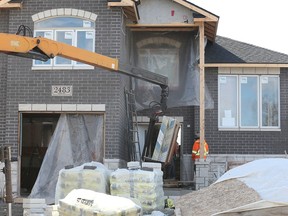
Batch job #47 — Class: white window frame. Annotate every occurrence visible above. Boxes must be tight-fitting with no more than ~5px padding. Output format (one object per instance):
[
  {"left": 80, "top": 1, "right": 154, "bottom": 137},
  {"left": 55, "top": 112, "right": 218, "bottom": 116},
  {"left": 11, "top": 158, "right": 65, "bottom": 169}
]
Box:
[
  {"left": 218, "top": 74, "right": 280, "bottom": 131},
  {"left": 218, "top": 75, "right": 239, "bottom": 129},
  {"left": 32, "top": 17, "right": 95, "bottom": 70},
  {"left": 239, "top": 75, "right": 260, "bottom": 129},
  {"left": 260, "top": 75, "right": 280, "bottom": 129}
]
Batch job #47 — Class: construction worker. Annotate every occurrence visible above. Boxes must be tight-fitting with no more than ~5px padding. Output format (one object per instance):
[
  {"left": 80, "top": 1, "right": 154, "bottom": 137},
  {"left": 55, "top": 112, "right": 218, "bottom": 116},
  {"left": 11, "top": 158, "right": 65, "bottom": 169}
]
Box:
[{"left": 192, "top": 132, "right": 209, "bottom": 161}]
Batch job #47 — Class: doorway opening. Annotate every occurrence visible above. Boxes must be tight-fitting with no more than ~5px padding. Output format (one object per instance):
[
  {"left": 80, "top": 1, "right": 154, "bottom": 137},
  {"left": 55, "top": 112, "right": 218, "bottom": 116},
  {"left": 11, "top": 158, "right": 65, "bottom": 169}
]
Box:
[
  {"left": 138, "top": 123, "right": 182, "bottom": 183},
  {"left": 20, "top": 113, "right": 60, "bottom": 196}
]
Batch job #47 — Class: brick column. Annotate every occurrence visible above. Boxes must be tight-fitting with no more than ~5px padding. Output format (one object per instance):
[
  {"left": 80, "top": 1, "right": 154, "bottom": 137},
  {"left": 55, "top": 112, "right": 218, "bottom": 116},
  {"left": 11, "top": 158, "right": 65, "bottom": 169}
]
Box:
[{"left": 195, "top": 159, "right": 210, "bottom": 190}]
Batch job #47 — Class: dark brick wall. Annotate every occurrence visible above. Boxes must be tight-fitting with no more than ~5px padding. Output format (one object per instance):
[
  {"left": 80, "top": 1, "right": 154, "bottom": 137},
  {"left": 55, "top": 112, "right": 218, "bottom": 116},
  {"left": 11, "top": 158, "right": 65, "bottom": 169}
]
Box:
[
  {"left": 3, "top": 0, "right": 129, "bottom": 159},
  {"left": 0, "top": 11, "right": 9, "bottom": 148},
  {"left": 197, "top": 68, "right": 288, "bottom": 155}
]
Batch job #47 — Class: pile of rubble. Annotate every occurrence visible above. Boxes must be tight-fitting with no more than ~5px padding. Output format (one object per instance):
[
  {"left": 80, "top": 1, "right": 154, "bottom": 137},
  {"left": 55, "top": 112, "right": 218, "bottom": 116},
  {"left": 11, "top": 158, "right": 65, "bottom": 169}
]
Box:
[{"left": 175, "top": 179, "right": 261, "bottom": 216}]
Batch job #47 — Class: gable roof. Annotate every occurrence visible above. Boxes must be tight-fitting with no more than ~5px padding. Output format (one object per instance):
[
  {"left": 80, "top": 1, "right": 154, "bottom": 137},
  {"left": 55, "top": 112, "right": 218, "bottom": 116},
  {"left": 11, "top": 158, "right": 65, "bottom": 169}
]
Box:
[
  {"left": 205, "top": 36, "right": 288, "bottom": 65},
  {"left": 108, "top": 0, "right": 219, "bottom": 42}
]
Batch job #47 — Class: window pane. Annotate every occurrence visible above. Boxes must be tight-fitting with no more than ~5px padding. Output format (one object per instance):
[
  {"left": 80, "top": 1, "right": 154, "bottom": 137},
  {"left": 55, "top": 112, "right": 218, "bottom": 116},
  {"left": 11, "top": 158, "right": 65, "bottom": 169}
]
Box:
[
  {"left": 34, "top": 31, "right": 52, "bottom": 65},
  {"left": 76, "top": 31, "right": 94, "bottom": 65},
  {"left": 35, "top": 17, "right": 95, "bottom": 28},
  {"left": 261, "top": 76, "right": 279, "bottom": 127},
  {"left": 219, "top": 76, "right": 237, "bottom": 127},
  {"left": 55, "top": 31, "right": 73, "bottom": 65},
  {"left": 138, "top": 49, "right": 179, "bottom": 88},
  {"left": 240, "top": 76, "right": 258, "bottom": 127}
]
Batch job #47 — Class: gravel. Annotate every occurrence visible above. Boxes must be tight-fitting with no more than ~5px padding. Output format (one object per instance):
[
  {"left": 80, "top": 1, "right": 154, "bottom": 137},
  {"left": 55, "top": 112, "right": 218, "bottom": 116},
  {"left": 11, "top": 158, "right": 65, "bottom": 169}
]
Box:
[{"left": 174, "top": 179, "right": 261, "bottom": 216}]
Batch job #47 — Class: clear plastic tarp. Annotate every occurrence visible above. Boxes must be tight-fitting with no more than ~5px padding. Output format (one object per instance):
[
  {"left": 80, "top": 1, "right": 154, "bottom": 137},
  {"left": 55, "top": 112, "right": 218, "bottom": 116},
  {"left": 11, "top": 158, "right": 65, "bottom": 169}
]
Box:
[
  {"left": 29, "top": 114, "right": 104, "bottom": 204},
  {"left": 212, "top": 158, "right": 288, "bottom": 215},
  {"left": 131, "top": 31, "right": 214, "bottom": 110}
]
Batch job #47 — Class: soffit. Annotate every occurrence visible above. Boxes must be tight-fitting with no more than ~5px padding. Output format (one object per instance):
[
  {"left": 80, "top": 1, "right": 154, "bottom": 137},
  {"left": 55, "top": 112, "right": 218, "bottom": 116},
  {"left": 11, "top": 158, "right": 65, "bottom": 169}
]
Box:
[{"left": 0, "top": 0, "right": 22, "bottom": 9}]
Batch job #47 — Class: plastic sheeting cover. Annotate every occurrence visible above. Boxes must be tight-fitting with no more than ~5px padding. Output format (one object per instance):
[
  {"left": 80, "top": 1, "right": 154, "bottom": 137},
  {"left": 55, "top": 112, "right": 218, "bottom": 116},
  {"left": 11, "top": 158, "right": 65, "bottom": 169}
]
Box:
[
  {"left": 131, "top": 31, "right": 214, "bottom": 110},
  {"left": 213, "top": 158, "right": 288, "bottom": 215},
  {"left": 29, "top": 114, "right": 104, "bottom": 204},
  {"left": 58, "top": 189, "right": 142, "bottom": 216},
  {"left": 55, "top": 161, "right": 110, "bottom": 204}
]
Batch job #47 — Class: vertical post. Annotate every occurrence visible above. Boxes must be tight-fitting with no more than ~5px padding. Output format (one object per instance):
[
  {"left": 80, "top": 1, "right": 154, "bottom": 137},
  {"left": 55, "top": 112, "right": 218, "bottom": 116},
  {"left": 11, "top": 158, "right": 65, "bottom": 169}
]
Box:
[
  {"left": 4, "top": 147, "right": 13, "bottom": 203},
  {"left": 199, "top": 22, "right": 205, "bottom": 159}
]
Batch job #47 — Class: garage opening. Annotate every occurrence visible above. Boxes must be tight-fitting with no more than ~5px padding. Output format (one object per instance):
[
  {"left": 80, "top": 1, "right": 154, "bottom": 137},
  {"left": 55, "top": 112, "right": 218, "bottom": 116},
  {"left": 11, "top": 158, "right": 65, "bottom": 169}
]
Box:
[
  {"left": 20, "top": 113, "right": 105, "bottom": 200},
  {"left": 20, "top": 113, "right": 60, "bottom": 196}
]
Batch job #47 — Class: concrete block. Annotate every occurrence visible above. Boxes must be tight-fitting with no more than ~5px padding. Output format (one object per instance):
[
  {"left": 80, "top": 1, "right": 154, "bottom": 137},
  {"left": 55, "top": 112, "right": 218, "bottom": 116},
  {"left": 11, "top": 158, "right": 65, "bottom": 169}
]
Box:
[
  {"left": 47, "top": 104, "right": 61, "bottom": 111},
  {"left": 77, "top": 9, "right": 85, "bottom": 17},
  {"left": 23, "top": 198, "right": 46, "bottom": 204},
  {"left": 71, "top": 9, "right": 78, "bottom": 16},
  {"left": 90, "top": 13, "right": 98, "bottom": 21},
  {"left": 57, "top": 8, "right": 64, "bottom": 15},
  {"left": 64, "top": 8, "right": 72, "bottom": 16},
  {"left": 51, "top": 9, "right": 57, "bottom": 16},
  {"left": 91, "top": 104, "right": 105, "bottom": 111},
  {"left": 32, "top": 104, "right": 46, "bottom": 111},
  {"left": 200, "top": 167, "right": 209, "bottom": 177},
  {"left": 195, "top": 177, "right": 204, "bottom": 184},
  {"left": 19, "top": 104, "right": 32, "bottom": 111},
  {"left": 32, "top": 14, "right": 39, "bottom": 22},
  {"left": 38, "top": 12, "right": 44, "bottom": 19},
  {"left": 61, "top": 104, "right": 76, "bottom": 111},
  {"left": 76, "top": 104, "right": 92, "bottom": 111},
  {"left": 84, "top": 11, "right": 92, "bottom": 19},
  {"left": 23, "top": 203, "right": 47, "bottom": 209},
  {"left": 44, "top": 10, "right": 51, "bottom": 17}
]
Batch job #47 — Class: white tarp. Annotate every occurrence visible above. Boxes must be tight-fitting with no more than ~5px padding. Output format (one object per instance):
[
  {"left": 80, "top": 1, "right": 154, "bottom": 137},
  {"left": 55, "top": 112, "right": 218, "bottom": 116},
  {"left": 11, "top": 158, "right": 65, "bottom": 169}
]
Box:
[
  {"left": 212, "top": 158, "right": 288, "bottom": 215},
  {"left": 58, "top": 189, "right": 142, "bottom": 216},
  {"left": 29, "top": 114, "right": 104, "bottom": 204}
]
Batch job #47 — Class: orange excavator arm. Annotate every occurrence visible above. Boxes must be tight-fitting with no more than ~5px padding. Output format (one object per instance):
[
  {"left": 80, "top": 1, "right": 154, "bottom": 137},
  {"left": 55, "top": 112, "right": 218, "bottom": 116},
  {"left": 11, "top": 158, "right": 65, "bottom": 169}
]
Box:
[{"left": 0, "top": 32, "right": 168, "bottom": 88}]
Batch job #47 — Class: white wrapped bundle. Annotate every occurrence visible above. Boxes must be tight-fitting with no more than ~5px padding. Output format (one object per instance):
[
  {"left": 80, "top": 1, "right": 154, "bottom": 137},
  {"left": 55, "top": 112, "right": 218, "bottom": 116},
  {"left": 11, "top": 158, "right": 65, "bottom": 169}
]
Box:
[
  {"left": 55, "top": 162, "right": 110, "bottom": 204},
  {"left": 110, "top": 169, "right": 163, "bottom": 184},
  {"left": 110, "top": 169, "right": 164, "bottom": 214},
  {"left": 58, "top": 189, "right": 142, "bottom": 216}
]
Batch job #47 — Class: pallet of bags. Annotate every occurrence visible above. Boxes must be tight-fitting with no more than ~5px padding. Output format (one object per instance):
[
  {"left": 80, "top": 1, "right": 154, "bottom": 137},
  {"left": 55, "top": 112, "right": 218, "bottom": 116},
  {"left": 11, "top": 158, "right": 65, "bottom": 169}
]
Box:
[
  {"left": 55, "top": 161, "right": 110, "bottom": 204},
  {"left": 58, "top": 189, "right": 142, "bottom": 216},
  {"left": 110, "top": 168, "right": 165, "bottom": 214}
]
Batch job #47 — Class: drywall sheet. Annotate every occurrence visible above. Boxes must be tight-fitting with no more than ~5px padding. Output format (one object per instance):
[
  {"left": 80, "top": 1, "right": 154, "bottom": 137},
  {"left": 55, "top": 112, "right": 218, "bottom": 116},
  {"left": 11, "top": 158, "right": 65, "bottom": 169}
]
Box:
[
  {"left": 29, "top": 114, "right": 104, "bottom": 204},
  {"left": 152, "top": 116, "right": 179, "bottom": 163}
]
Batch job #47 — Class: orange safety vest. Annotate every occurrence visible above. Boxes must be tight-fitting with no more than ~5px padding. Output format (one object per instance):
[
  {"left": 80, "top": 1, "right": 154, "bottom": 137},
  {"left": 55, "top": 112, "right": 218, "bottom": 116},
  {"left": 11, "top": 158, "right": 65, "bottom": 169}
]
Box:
[{"left": 192, "top": 139, "right": 209, "bottom": 161}]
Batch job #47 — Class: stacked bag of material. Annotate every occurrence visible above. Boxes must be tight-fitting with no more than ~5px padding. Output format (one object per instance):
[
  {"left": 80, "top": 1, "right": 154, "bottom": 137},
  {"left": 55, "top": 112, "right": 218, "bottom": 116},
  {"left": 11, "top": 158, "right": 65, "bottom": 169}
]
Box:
[
  {"left": 55, "top": 161, "right": 110, "bottom": 204},
  {"left": 23, "top": 198, "right": 47, "bottom": 216},
  {"left": 58, "top": 189, "right": 142, "bottom": 216},
  {"left": 110, "top": 167, "right": 165, "bottom": 214}
]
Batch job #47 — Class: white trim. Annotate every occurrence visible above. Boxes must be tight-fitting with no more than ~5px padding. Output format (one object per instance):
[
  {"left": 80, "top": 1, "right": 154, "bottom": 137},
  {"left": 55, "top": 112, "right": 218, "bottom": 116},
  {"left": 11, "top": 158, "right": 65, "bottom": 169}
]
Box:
[
  {"left": 19, "top": 104, "right": 106, "bottom": 112},
  {"left": 32, "top": 8, "right": 98, "bottom": 23},
  {"left": 218, "top": 74, "right": 281, "bottom": 130},
  {"left": 219, "top": 67, "right": 280, "bottom": 75}
]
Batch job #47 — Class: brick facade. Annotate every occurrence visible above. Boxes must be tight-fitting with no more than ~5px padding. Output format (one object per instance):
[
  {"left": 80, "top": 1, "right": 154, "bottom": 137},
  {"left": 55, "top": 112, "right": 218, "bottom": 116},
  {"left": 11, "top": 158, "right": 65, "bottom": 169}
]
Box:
[
  {"left": 0, "top": 10, "right": 8, "bottom": 149},
  {"left": 2, "top": 0, "right": 129, "bottom": 160},
  {"left": 1, "top": 0, "right": 288, "bottom": 198},
  {"left": 196, "top": 68, "right": 288, "bottom": 155}
]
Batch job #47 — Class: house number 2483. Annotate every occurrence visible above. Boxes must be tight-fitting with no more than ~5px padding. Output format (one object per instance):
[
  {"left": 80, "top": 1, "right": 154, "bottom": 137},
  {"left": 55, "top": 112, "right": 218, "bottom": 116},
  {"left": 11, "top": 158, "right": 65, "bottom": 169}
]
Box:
[{"left": 52, "top": 85, "right": 73, "bottom": 96}]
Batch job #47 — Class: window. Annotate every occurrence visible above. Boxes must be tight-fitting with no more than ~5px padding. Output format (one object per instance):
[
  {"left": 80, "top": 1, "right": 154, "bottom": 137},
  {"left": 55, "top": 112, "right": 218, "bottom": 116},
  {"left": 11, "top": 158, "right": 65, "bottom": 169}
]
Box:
[
  {"left": 218, "top": 75, "right": 280, "bottom": 129},
  {"left": 33, "top": 17, "right": 95, "bottom": 69},
  {"left": 138, "top": 48, "right": 179, "bottom": 89}
]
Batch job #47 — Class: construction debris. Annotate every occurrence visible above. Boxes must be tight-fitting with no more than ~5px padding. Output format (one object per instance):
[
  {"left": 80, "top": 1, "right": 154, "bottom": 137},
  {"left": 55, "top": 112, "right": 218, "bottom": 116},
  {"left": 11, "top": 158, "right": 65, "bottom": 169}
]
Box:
[{"left": 174, "top": 179, "right": 261, "bottom": 216}]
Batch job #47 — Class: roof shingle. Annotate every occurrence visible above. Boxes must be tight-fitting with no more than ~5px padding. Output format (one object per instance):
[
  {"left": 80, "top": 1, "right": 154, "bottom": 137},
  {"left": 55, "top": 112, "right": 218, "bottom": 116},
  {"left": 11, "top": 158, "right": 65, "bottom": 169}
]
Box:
[{"left": 205, "top": 36, "right": 288, "bottom": 64}]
